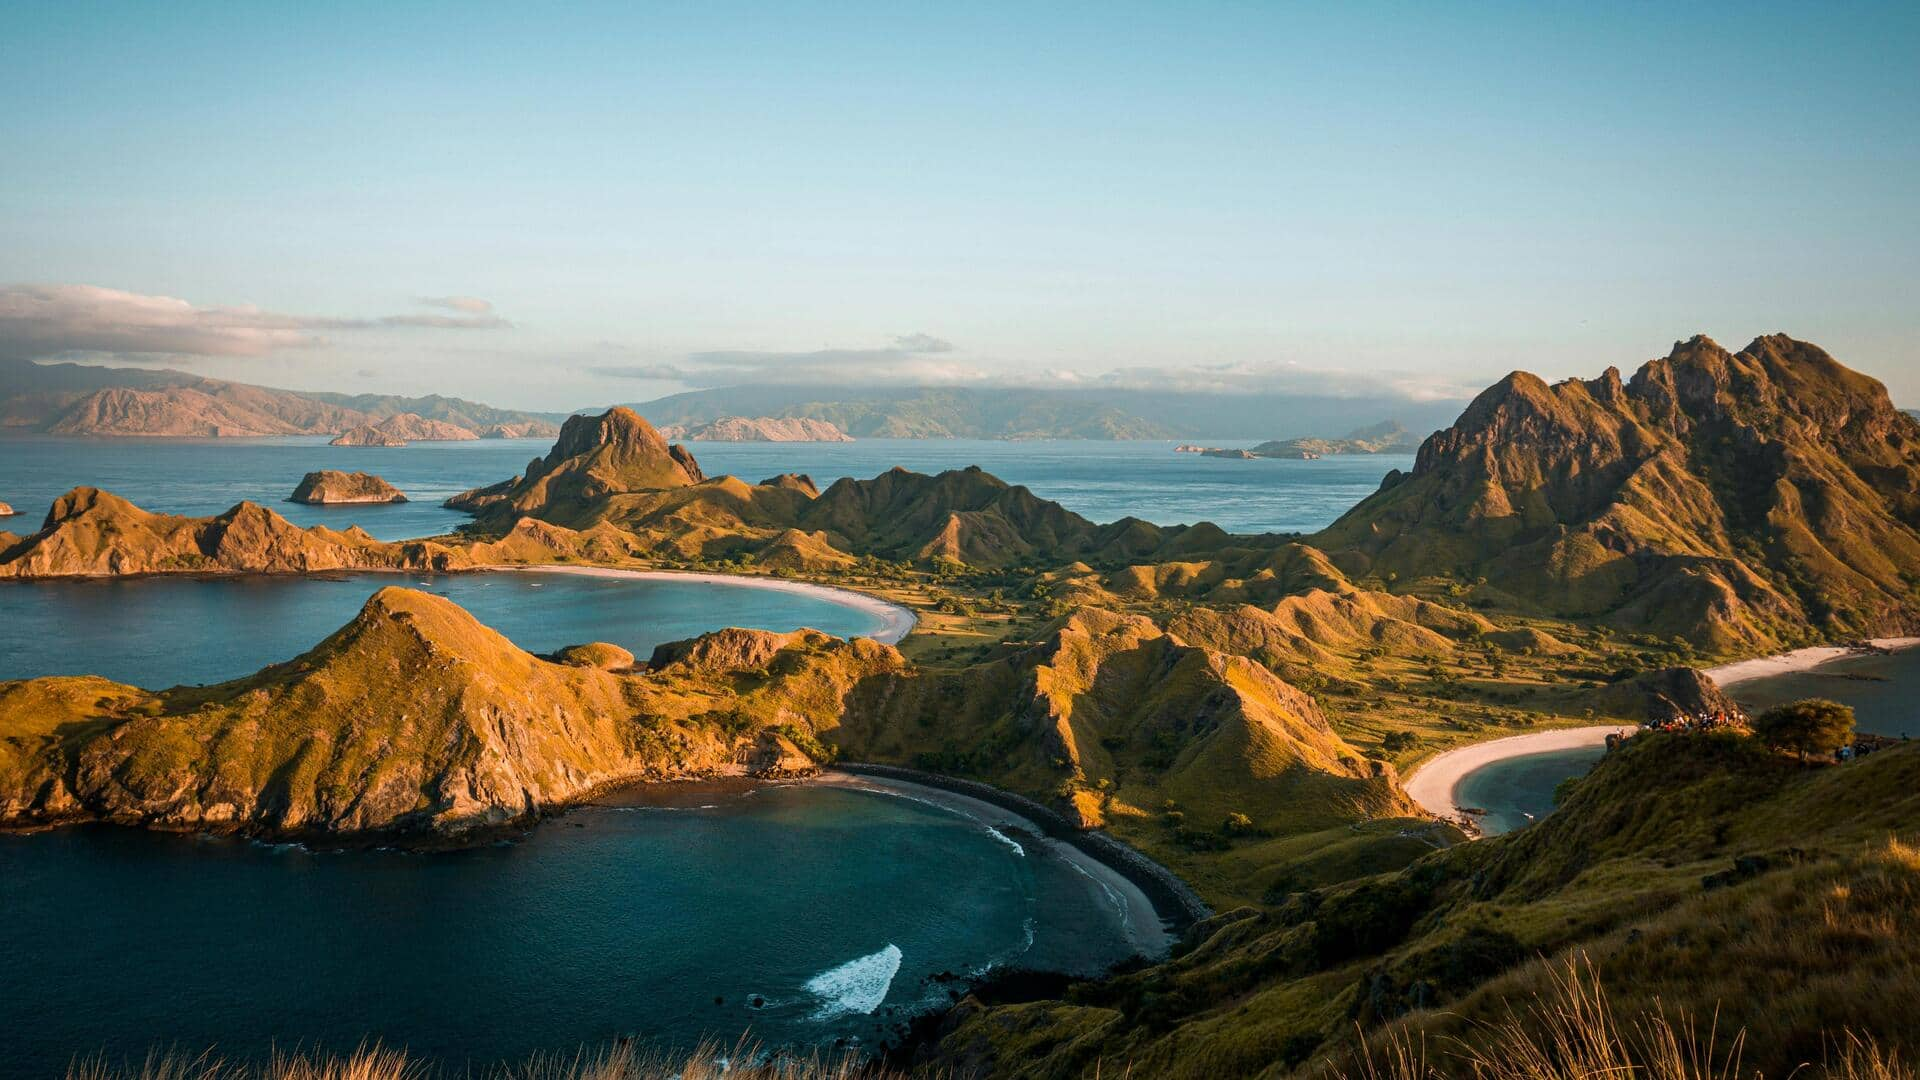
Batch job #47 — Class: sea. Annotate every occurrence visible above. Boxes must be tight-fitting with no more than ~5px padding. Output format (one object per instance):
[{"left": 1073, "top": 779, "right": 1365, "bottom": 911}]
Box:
[
  {"left": 0, "top": 434, "right": 1409, "bottom": 539},
  {"left": 0, "top": 433, "right": 1405, "bottom": 1073}
]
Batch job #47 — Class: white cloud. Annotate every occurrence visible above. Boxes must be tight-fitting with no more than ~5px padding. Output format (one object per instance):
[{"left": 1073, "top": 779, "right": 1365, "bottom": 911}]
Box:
[
  {"left": 0, "top": 283, "right": 511, "bottom": 363},
  {"left": 588, "top": 333, "right": 1476, "bottom": 402}
]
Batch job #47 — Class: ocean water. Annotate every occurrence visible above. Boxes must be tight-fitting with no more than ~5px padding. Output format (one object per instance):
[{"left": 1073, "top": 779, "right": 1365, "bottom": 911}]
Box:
[
  {"left": 0, "top": 782, "right": 1141, "bottom": 1074},
  {"left": 1725, "top": 648, "right": 1920, "bottom": 739},
  {"left": 1452, "top": 746, "right": 1608, "bottom": 836},
  {"left": 0, "top": 434, "right": 1406, "bottom": 538},
  {"left": 0, "top": 569, "right": 895, "bottom": 687}
]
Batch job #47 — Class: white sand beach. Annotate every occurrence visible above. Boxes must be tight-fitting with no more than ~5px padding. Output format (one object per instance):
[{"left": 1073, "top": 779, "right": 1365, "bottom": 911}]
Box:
[
  {"left": 1403, "top": 726, "right": 1630, "bottom": 826},
  {"left": 483, "top": 564, "right": 918, "bottom": 644},
  {"left": 1704, "top": 637, "right": 1920, "bottom": 688}
]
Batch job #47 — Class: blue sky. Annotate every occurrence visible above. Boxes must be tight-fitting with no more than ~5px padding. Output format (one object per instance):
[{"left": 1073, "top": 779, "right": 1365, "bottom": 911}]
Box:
[{"left": 2, "top": 1, "right": 1916, "bottom": 409}]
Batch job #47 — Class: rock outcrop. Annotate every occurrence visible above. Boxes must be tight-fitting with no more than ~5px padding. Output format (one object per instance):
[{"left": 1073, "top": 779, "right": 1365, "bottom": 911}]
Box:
[
  {"left": 289, "top": 470, "right": 408, "bottom": 505},
  {"left": 0, "top": 501, "right": 13, "bottom": 517},
  {"left": 330, "top": 412, "right": 480, "bottom": 446},
  {"left": 446, "top": 407, "right": 705, "bottom": 520},
  {"left": 0, "top": 488, "right": 461, "bottom": 577},
  {"left": 660, "top": 416, "right": 853, "bottom": 442},
  {"left": 1314, "top": 335, "right": 1920, "bottom": 650}
]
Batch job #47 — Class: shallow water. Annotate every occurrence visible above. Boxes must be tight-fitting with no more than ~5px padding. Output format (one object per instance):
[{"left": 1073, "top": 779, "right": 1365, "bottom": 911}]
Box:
[
  {"left": 0, "top": 783, "right": 1142, "bottom": 1074},
  {"left": 1452, "top": 746, "right": 1608, "bottom": 836},
  {"left": 0, "top": 434, "right": 1405, "bottom": 538},
  {"left": 0, "top": 569, "right": 894, "bottom": 687}
]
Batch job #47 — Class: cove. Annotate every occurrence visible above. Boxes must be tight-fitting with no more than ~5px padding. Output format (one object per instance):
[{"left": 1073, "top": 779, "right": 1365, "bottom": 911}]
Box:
[
  {"left": 1451, "top": 746, "right": 1608, "bottom": 836},
  {"left": 0, "top": 568, "right": 905, "bottom": 687},
  {"left": 0, "top": 780, "right": 1148, "bottom": 1075}
]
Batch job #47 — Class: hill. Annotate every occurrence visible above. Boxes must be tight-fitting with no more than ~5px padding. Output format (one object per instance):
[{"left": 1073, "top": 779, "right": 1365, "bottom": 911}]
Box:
[
  {"left": 0, "top": 487, "right": 462, "bottom": 577},
  {"left": 0, "top": 588, "right": 896, "bottom": 837},
  {"left": 1313, "top": 335, "right": 1920, "bottom": 652},
  {"left": 659, "top": 416, "right": 853, "bottom": 441},
  {"left": 446, "top": 409, "right": 1236, "bottom": 568},
  {"left": 632, "top": 384, "right": 1470, "bottom": 441},
  {"left": 918, "top": 732, "right": 1920, "bottom": 1079},
  {"left": 330, "top": 411, "right": 480, "bottom": 445},
  {"left": 0, "top": 357, "right": 561, "bottom": 437},
  {"left": 1250, "top": 420, "right": 1422, "bottom": 459},
  {"left": 289, "top": 470, "right": 408, "bottom": 505}
]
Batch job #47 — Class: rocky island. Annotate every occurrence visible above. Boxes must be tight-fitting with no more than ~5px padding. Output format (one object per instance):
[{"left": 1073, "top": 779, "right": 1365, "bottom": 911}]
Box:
[
  {"left": 288, "top": 470, "right": 409, "bottom": 504},
  {"left": 330, "top": 412, "right": 480, "bottom": 446}
]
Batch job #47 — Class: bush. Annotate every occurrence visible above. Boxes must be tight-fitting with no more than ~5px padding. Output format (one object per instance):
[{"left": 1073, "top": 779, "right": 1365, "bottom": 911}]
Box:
[{"left": 1752, "top": 698, "right": 1855, "bottom": 762}]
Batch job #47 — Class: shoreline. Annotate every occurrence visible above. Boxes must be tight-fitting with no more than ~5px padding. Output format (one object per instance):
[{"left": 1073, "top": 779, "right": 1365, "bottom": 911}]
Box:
[
  {"left": 828, "top": 763, "right": 1211, "bottom": 935},
  {"left": 1703, "top": 636, "right": 1920, "bottom": 688},
  {"left": 479, "top": 564, "right": 918, "bottom": 645},
  {"left": 1403, "top": 726, "right": 1629, "bottom": 829}
]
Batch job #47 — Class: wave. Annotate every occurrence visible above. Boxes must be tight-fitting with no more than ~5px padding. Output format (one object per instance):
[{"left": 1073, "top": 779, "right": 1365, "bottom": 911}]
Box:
[
  {"left": 982, "top": 825, "right": 1025, "bottom": 857},
  {"left": 805, "top": 943, "right": 903, "bottom": 1020}
]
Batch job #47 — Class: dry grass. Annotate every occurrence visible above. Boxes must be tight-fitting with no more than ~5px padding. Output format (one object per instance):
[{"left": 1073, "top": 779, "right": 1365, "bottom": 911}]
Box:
[
  {"left": 63, "top": 1040, "right": 897, "bottom": 1080},
  {"left": 1337, "top": 957, "right": 1911, "bottom": 1080}
]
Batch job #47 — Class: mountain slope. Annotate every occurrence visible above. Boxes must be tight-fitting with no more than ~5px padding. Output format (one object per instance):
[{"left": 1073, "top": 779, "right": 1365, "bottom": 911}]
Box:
[
  {"left": 0, "top": 487, "right": 463, "bottom": 577},
  {"left": 447, "top": 407, "right": 706, "bottom": 520},
  {"left": 1313, "top": 335, "right": 1920, "bottom": 650}
]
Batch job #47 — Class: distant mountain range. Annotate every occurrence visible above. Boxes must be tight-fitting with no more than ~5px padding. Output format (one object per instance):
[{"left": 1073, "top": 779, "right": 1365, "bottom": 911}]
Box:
[
  {"left": 626, "top": 384, "right": 1471, "bottom": 440},
  {"left": 0, "top": 358, "right": 565, "bottom": 438}
]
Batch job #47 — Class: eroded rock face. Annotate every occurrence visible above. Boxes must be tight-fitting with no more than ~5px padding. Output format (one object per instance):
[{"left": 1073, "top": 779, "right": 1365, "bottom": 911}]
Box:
[
  {"left": 289, "top": 470, "right": 409, "bottom": 504},
  {"left": 1315, "top": 335, "right": 1920, "bottom": 650}
]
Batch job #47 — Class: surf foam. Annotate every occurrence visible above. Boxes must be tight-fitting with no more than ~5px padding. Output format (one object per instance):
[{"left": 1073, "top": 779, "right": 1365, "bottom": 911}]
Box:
[{"left": 805, "top": 943, "right": 903, "bottom": 1020}]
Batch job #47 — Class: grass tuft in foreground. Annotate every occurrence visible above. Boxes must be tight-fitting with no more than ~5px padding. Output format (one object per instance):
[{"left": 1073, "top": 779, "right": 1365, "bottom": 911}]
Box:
[
  {"left": 64, "top": 1041, "right": 898, "bottom": 1080},
  {"left": 1337, "top": 956, "right": 1910, "bottom": 1080}
]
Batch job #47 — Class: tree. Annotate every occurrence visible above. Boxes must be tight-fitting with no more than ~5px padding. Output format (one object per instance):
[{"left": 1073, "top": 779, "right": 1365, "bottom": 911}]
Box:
[{"left": 1752, "top": 698, "right": 1855, "bottom": 762}]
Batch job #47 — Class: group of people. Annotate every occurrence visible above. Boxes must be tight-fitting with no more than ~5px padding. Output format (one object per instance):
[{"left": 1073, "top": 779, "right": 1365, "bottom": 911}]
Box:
[{"left": 1640, "top": 709, "right": 1744, "bottom": 735}]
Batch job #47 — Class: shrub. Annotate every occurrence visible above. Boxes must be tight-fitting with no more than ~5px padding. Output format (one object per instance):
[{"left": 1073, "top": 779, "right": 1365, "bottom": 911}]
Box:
[{"left": 1752, "top": 698, "right": 1855, "bottom": 762}]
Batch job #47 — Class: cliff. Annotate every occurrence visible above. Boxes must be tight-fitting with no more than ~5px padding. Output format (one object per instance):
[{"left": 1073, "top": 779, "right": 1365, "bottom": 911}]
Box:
[
  {"left": 0, "top": 488, "right": 461, "bottom": 577},
  {"left": 1314, "top": 335, "right": 1920, "bottom": 650},
  {"left": 660, "top": 416, "right": 853, "bottom": 442},
  {"left": 330, "top": 412, "right": 480, "bottom": 446},
  {"left": 289, "top": 470, "right": 409, "bottom": 505}
]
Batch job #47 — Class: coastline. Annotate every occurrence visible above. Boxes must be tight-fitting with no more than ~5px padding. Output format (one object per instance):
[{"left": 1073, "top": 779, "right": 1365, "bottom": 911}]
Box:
[
  {"left": 460, "top": 563, "right": 919, "bottom": 644},
  {"left": 827, "top": 763, "right": 1211, "bottom": 937},
  {"left": 1403, "top": 726, "right": 1629, "bottom": 829},
  {"left": 1704, "top": 636, "right": 1920, "bottom": 688}
]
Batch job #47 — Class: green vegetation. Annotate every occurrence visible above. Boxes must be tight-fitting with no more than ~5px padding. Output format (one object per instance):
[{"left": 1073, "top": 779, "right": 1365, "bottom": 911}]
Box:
[{"left": 1751, "top": 698, "right": 1856, "bottom": 761}]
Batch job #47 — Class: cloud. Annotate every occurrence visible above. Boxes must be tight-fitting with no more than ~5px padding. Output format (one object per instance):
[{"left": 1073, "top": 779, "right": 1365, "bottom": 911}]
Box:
[
  {"left": 0, "top": 284, "right": 510, "bottom": 363},
  {"left": 417, "top": 295, "right": 496, "bottom": 315},
  {"left": 590, "top": 332, "right": 973, "bottom": 386},
  {"left": 587, "top": 332, "right": 1476, "bottom": 402}
]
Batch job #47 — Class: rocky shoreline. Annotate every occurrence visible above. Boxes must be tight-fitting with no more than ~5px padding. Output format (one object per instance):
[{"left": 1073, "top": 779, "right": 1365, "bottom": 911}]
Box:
[{"left": 833, "top": 762, "right": 1213, "bottom": 931}]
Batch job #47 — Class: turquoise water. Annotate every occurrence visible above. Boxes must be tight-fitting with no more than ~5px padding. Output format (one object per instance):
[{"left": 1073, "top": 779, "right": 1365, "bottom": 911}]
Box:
[
  {"left": 0, "top": 782, "right": 1141, "bottom": 1074},
  {"left": 1452, "top": 746, "right": 1608, "bottom": 836},
  {"left": 0, "top": 434, "right": 1407, "bottom": 538},
  {"left": 0, "top": 570, "right": 894, "bottom": 687}
]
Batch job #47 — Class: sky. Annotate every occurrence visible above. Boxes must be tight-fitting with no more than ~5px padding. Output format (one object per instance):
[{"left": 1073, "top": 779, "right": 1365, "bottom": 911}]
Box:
[{"left": 1, "top": 1, "right": 1916, "bottom": 410}]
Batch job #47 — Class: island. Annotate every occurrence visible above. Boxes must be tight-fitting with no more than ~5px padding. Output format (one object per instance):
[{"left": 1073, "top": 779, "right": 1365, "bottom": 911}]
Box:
[
  {"left": 5, "top": 333, "right": 1919, "bottom": 1079},
  {"left": 659, "top": 416, "right": 854, "bottom": 441},
  {"left": 329, "top": 412, "right": 481, "bottom": 446},
  {"left": 0, "top": 501, "right": 14, "bottom": 517},
  {"left": 288, "top": 470, "right": 409, "bottom": 505}
]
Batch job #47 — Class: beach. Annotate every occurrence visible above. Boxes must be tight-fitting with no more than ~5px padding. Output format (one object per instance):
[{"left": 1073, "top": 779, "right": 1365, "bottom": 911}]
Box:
[
  {"left": 819, "top": 767, "right": 1190, "bottom": 957},
  {"left": 489, "top": 564, "right": 919, "bottom": 644},
  {"left": 1704, "top": 637, "right": 1920, "bottom": 688},
  {"left": 1404, "top": 726, "right": 1629, "bottom": 827}
]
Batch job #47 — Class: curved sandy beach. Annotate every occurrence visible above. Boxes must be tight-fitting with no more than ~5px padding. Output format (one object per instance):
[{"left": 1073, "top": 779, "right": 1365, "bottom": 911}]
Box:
[
  {"left": 483, "top": 564, "right": 918, "bottom": 644},
  {"left": 1404, "top": 726, "right": 1630, "bottom": 827},
  {"left": 1704, "top": 637, "right": 1920, "bottom": 688}
]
